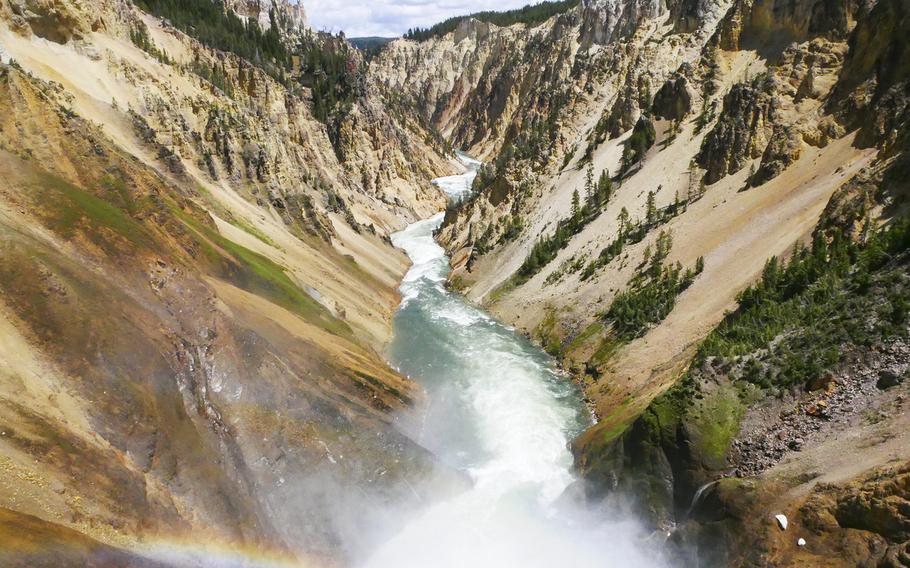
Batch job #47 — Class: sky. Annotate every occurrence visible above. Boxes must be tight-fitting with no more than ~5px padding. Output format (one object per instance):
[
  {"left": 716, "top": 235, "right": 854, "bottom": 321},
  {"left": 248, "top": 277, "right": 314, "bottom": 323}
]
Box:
[{"left": 304, "top": 0, "right": 541, "bottom": 38}]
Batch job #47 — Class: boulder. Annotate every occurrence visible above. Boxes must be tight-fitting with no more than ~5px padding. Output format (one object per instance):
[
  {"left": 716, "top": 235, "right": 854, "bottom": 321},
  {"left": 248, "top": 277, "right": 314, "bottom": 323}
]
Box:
[
  {"left": 877, "top": 368, "right": 907, "bottom": 389},
  {"left": 775, "top": 513, "right": 789, "bottom": 530}
]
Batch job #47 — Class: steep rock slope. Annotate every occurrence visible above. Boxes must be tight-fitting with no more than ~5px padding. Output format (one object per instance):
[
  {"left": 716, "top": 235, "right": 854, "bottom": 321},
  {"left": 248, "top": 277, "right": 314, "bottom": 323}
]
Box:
[
  {"left": 0, "top": 0, "right": 454, "bottom": 346},
  {"left": 407, "top": 0, "right": 870, "bottom": 426},
  {"left": 376, "top": 0, "right": 910, "bottom": 563},
  {"left": 0, "top": 0, "right": 456, "bottom": 565}
]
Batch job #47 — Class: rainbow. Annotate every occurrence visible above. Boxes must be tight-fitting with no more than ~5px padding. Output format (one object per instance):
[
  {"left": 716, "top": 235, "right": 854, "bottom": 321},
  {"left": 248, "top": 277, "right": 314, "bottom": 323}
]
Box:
[{"left": 131, "top": 537, "right": 331, "bottom": 568}]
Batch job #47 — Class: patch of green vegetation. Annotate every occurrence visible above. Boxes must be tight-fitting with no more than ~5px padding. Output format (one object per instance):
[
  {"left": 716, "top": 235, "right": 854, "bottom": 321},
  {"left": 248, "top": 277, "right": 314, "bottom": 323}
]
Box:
[
  {"left": 620, "top": 116, "right": 656, "bottom": 173},
  {"left": 228, "top": 217, "right": 281, "bottom": 249},
  {"left": 188, "top": 60, "right": 234, "bottom": 96},
  {"left": 584, "top": 109, "right": 613, "bottom": 161},
  {"left": 534, "top": 307, "right": 562, "bottom": 356},
  {"left": 129, "top": 20, "right": 172, "bottom": 65},
  {"left": 34, "top": 171, "right": 154, "bottom": 253},
  {"left": 544, "top": 250, "right": 589, "bottom": 286},
  {"left": 587, "top": 394, "right": 644, "bottom": 447},
  {"left": 487, "top": 277, "right": 518, "bottom": 304},
  {"left": 862, "top": 408, "right": 887, "bottom": 425},
  {"left": 404, "top": 0, "right": 579, "bottom": 41},
  {"left": 135, "top": 0, "right": 288, "bottom": 78},
  {"left": 447, "top": 274, "right": 468, "bottom": 293},
  {"left": 516, "top": 166, "right": 613, "bottom": 282},
  {"left": 590, "top": 334, "right": 622, "bottom": 366},
  {"left": 638, "top": 394, "right": 682, "bottom": 444},
  {"left": 631, "top": 373, "right": 699, "bottom": 452},
  {"left": 690, "top": 384, "right": 745, "bottom": 468},
  {"left": 564, "top": 321, "right": 604, "bottom": 354},
  {"left": 561, "top": 144, "right": 577, "bottom": 170},
  {"left": 498, "top": 215, "right": 524, "bottom": 245},
  {"left": 700, "top": 219, "right": 910, "bottom": 390},
  {"left": 99, "top": 175, "right": 141, "bottom": 216},
  {"left": 298, "top": 35, "right": 362, "bottom": 133},
  {"left": 598, "top": 414, "right": 637, "bottom": 445},
  {"left": 605, "top": 252, "right": 702, "bottom": 341},
  {"left": 580, "top": 191, "right": 694, "bottom": 281},
  {"left": 174, "top": 208, "right": 351, "bottom": 337}
]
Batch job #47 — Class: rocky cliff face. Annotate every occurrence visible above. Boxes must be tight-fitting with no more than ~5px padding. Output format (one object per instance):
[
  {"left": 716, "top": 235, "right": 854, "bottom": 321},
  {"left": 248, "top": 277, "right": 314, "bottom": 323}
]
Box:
[
  {"left": 696, "top": 78, "right": 777, "bottom": 184},
  {"left": 224, "top": 0, "right": 308, "bottom": 33},
  {"left": 378, "top": 0, "right": 910, "bottom": 563},
  {"left": 371, "top": 14, "right": 580, "bottom": 161},
  {"left": 0, "top": 0, "right": 454, "bottom": 565}
]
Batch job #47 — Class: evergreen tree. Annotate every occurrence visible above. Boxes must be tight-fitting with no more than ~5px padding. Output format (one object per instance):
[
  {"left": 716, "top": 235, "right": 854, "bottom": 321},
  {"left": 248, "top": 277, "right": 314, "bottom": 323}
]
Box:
[
  {"left": 404, "top": 0, "right": 580, "bottom": 41},
  {"left": 655, "top": 229, "right": 672, "bottom": 260},
  {"left": 136, "top": 0, "right": 289, "bottom": 77},
  {"left": 597, "top": 169, "right": 612, "bottom": 207},
  {"left": 617, "top": 207, "right": 630, "bottom": 236},
  {"left": 646, "top": 190, "right": 657, "bottom": 225},
  {"left": 585, "top": 163, "right": 594, "bottom": 204}
]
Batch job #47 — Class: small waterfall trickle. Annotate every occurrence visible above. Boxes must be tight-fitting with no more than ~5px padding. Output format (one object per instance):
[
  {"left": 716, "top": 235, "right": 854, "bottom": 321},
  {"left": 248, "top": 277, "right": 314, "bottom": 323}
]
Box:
[{"left": 683, "top": 479, "right": 720, "bottom": 521}]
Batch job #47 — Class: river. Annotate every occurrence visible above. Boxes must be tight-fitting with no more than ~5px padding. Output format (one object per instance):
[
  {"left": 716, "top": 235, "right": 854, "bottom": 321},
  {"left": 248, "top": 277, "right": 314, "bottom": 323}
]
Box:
[{"left": 362, "top": 156, "right": 664, "bottom": 567}]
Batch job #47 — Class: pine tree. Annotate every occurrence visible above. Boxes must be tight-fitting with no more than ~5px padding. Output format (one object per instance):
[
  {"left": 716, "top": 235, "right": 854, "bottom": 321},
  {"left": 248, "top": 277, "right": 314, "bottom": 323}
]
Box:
[
  {"left": 621, "top": 144, "right": 633, "bottom": 172},
  {"left": 655, "top": 229, "right": 672, "bottom": 262},
  {"left": 646, "top": 190, "right": 657, "bottom": 225},
  {"left": 617, "top": 207, "right": 629, "bottom": 236},
  {"left": 571, "top": 189, "right": 580, "bottom": 220},
  {"left": 585, "top": 163, "right": 594, "bottom": 204},
  {"left": 597, "top": 169, "right": 612, "bottom": 208}
]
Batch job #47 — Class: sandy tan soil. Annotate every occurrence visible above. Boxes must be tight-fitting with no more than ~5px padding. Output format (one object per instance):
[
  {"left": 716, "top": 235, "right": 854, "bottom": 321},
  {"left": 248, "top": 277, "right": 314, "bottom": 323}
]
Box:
[{"left": 0, "top": 14, "right": 450, "bottom": 350}]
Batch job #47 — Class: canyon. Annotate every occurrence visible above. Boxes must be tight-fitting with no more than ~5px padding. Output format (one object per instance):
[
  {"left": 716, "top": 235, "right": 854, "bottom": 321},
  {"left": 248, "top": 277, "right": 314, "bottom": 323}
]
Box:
[{"left": 0, "top": 0, "right": 908, "bottom": 566}]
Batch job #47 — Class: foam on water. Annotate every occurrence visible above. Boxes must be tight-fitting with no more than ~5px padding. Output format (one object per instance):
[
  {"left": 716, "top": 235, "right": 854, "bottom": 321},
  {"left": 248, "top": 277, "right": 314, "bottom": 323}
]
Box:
[
  {"left": 432, "top": 151, "right": 481, "bottom": 200},
  {"left": 365, "top": 209, "right": 665, "bottom": 568}
]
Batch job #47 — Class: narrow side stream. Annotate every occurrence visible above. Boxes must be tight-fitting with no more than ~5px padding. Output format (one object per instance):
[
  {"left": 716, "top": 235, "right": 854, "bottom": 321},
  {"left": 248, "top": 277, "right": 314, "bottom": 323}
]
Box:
[{"left": 362, "top": 158, "right": 664, "bottom": 567}]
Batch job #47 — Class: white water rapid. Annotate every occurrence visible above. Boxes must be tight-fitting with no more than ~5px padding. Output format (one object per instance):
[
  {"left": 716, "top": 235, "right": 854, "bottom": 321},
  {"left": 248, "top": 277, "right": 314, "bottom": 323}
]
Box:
[
  {"left": 361, "top": 155, "right": 665, "bottom": 568},
  {"left": 431, "top": 151, "right": 483, "bottom": 201}
]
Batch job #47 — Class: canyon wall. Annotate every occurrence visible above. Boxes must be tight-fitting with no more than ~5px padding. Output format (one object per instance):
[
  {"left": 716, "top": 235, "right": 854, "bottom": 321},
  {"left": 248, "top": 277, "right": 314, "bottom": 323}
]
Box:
[
  {"left": 374, "top": 0, "right": 910, "bottom": 564},
  {"left": 0, "top": 0, "right": 455, "bottom": 565}
]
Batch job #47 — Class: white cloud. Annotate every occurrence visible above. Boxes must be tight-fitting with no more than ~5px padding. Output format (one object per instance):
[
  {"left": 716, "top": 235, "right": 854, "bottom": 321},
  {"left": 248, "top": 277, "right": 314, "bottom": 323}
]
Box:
[{"left": 304, "top": 0, "right": 543, "bottom": 37}]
